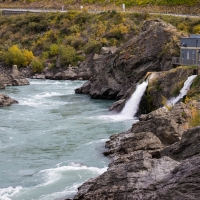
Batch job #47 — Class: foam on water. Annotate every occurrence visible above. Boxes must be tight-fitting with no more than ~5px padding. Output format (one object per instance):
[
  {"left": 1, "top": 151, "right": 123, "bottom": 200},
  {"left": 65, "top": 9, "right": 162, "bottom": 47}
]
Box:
[
  {"left": 39, "top": 164, "right": 107, "bottom": 182},
  {"left": 34, "top": 92, "right": 63, "bottom": 98},
  {"left": 39, "top": 183, "right": 80, "bottom": 200},
  {"left": 29, "top": 80, "right": 69, "bottom": 85},
  {"left": 85, "top": 139, "right": 109, "bottom": 145},
  {"left": 0, "top": 186, "right": 23, "bottom": 200},
  {"left": 97, "top": 114, "right": 138, "bottom": 122}
]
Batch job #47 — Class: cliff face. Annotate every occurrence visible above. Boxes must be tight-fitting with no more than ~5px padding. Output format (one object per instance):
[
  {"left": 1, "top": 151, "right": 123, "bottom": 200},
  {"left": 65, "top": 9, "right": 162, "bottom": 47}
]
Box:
[
  {"left": 75, "top": 19, "right": 182, "bottom": 101},
  {"left": 73, "top": 103, "right": 200, "bottom": 200}
]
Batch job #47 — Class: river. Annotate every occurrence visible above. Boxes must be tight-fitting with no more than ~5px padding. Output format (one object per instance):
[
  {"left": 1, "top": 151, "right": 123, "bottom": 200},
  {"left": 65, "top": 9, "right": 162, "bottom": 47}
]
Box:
[{"left": 0, "top": 79, "right": 135, "bottom": 200}]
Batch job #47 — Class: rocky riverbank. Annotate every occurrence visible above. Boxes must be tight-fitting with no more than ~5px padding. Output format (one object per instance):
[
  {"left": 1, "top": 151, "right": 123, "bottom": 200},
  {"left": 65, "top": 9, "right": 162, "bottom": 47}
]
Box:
[
  {"left": 0, "top": 65, "right": 29, "bottom": 106},
  {"left": 73, "top": 102, "right": 200, "bottom": 200}
]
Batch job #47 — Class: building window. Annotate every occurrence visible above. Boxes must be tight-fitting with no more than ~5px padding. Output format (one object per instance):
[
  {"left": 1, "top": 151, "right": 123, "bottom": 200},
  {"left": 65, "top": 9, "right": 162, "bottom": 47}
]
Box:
[
  {"left": 192, "top": 51, "right": 195, "bottom": 60},
  {"left": 198, "top": 50, "right": 200, "bottom": 62},
  {"left": 187, "top": 51, "right": 189, "bottom": 60},
  {"left": 182, "top": 52, "right": 184, "bottom": 59}
]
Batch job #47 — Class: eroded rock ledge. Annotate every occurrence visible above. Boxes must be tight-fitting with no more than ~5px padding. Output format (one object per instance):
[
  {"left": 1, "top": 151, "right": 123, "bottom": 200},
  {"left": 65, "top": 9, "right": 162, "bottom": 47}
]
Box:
[{"left": 73, "top": 103, "right": 200, "bottom": 200}]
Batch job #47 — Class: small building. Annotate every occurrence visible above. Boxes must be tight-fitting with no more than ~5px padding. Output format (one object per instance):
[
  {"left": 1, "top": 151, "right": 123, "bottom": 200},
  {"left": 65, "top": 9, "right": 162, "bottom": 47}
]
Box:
[{"left": 173, "top": 34, "right": 200, "bottom": 67}]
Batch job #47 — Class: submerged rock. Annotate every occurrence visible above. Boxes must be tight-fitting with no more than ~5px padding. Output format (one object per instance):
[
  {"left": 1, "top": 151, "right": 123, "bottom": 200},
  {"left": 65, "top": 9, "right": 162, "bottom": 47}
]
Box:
[{"left": 0, "top": 94, "right": 18, "bottom": 106}]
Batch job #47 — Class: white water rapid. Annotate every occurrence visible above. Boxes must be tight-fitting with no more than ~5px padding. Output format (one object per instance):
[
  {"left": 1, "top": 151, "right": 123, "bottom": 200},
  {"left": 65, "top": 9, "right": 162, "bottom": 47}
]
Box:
[
  {"left": 168, "top": 75, "right": 197, "bottom": 105},
  {"left": 120, "top": 81, "right": 148, "bottom": 118}
]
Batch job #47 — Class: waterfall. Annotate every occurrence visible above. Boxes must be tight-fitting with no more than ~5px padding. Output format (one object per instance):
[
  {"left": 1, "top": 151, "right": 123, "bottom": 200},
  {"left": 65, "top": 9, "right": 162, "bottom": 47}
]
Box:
[
  {"left": 168, "top": 75, "right": 197, "bottom": 105},
  {"left": 120, "top": 81, "right": 148, "bottom": 118}
]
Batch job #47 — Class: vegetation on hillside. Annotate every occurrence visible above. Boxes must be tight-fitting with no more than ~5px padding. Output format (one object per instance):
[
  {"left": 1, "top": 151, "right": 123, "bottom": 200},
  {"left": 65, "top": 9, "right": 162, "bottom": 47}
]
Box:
[
  {"left": 0, "top": 11, "right": 200, "bottom": 69},
  {"left": 0, "top": 11, "right": 143, "bottom": 68}
]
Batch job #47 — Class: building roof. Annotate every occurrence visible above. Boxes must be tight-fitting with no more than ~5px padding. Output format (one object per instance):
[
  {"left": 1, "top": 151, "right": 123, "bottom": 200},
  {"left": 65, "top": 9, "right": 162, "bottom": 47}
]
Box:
[{"left": 190, "top": 34, "right": 200, "bottom": 38}]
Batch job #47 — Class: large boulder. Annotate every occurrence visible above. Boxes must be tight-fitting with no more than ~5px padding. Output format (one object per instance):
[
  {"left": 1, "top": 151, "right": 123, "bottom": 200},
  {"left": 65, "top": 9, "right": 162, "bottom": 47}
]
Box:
[
  {"left": 0, "top": 94, "right": 18, "bottom": 106},
  {"left": 75, "top": 19, "right": 182, "bottom": 100}
]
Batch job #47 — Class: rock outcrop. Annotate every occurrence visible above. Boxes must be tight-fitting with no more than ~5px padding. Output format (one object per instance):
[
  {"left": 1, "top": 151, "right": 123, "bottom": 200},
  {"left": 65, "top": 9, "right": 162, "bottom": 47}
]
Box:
[
  {"left": 0, "top": 65, "right": 29, "bottom": 87},
  {"left": 73, "top": 103, "right": 200, "bottom": 200},
  {"left": 0, "top": 81, "right": 5, "bottom": 89},
  {"left": 0, "top": 94, "right": 18, "bottom": 106},
  {"left": 75, "top": 19, "right": 182, "bottom": 100}
]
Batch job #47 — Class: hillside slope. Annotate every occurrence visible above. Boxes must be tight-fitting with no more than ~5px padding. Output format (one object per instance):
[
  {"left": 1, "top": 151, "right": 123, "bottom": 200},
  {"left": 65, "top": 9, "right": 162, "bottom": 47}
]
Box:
[{"left": 0, "top": 0, "right": 200, "bottom": 14}]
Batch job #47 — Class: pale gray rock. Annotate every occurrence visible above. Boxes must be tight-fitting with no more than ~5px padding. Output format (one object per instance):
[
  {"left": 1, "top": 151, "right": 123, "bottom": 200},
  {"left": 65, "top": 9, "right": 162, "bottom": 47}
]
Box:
[{"left": 32, "top": 74, "right": 46, "bottom": 79}]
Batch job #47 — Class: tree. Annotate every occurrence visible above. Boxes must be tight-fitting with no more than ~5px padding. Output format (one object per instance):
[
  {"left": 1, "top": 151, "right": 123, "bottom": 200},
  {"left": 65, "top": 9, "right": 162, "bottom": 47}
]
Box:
[{"left": 4, "top": 45, "right": 34, "bottom": 67}]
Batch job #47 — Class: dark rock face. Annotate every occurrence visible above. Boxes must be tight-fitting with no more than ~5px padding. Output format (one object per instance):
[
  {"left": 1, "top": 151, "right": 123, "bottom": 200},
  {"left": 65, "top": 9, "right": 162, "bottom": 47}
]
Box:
[
  {"left": 75, "top": 19, "right": 181, "bottom": 101},
  {"left": 0, "top": 94, "right": 18, "bottom": 106},
  {"left": 73, "top": 104, "right": 200, "bottom": 200}
]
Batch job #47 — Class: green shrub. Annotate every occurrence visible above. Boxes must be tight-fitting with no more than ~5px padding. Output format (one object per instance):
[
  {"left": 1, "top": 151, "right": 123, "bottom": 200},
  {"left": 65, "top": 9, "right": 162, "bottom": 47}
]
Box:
[
  {"left": 193, "top": 24, "right": 200, "bottom": 34},
  {"left": 177, "top": 22, "right": 190, "bottom": 33},
  {"left": 84, "top": 40, "right": 101, "bottom": 54},
  {"left": 65, "top": 36, "right": 84, "bottom": 49},
  {"left": 189, "top": 106, "right": 200, "bottom": 127},
  {"left": 4, "top": 45, "right": 34, "bottom": 67},
  {"left": 59, "top": 45, "right": 79, "bottom": 66},
  {"left": 49, "top": 44, "right": 59, "bottom": 56},
  {"left": 31, "top": 57, "right": 44, "bottom": 73}
]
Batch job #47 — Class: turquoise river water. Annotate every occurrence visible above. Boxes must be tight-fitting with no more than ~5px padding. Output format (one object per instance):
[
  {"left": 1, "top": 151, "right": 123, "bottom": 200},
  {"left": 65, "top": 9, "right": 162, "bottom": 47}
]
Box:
[{"left": 0, "top": 79, "right": 136, "bottom": 200}]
